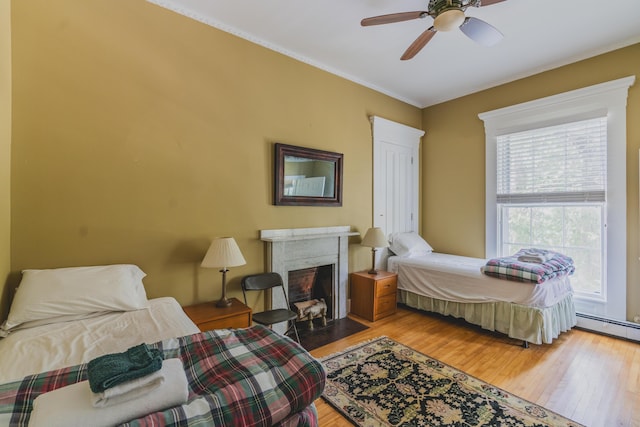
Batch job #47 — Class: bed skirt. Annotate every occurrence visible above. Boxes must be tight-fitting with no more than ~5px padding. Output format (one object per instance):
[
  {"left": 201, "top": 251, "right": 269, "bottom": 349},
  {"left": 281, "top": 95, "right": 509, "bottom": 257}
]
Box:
[{"left": 398, "top": 290, "right": 577, "bottom": 345}]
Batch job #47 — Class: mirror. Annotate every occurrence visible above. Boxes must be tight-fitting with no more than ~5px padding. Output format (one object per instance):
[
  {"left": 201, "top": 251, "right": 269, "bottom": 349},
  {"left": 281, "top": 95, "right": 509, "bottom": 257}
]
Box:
[{"left": 274, "top": 143, "right": 343, "bottom": 206}]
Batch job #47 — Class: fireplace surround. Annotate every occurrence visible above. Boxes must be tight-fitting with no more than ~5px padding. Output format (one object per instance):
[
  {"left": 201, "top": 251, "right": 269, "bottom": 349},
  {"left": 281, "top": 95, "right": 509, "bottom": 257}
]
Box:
[{"left": 260, "top": 226, "right": 358, "bottom": 334}]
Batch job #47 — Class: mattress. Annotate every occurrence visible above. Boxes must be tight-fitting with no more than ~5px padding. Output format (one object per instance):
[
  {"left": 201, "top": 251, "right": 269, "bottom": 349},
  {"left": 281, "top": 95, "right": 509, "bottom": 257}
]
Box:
[
  {"left": 387, "top": 253, "right": 573, "bottom": 308},
  {"left": 0, "top": 297, "right": 199, "bottom": 384}
]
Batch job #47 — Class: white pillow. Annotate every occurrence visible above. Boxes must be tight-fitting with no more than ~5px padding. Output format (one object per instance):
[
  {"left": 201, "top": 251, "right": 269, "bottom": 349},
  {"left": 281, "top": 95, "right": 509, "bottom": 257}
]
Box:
[
  {"left": 1, "top": 264, "right": 149, "bottom": 333},
  {"left": 6, "top": 311, "right": 110, "bottom": 333},
  {"left": 388, "top": 232, "right": 433, "bottom": 258}
]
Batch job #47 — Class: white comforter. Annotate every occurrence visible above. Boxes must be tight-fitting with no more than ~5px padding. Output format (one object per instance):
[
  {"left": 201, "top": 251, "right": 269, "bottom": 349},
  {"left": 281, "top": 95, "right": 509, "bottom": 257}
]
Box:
[
  {"left": 0, "top": 297, "right": 199, "bottom": 384},
  {"left": 388, "top": 253, "right": 573, "bottom": 308}
]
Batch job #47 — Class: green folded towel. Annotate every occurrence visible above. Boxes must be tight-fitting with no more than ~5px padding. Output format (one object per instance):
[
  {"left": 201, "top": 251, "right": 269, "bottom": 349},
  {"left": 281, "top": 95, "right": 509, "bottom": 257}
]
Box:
[{"left": 87, "top": 344, "right": 163, "bottom": 393}]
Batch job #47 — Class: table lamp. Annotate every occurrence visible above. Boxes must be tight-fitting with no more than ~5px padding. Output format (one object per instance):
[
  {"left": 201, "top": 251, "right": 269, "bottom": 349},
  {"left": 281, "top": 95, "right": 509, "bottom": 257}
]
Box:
[
  {"left": 201, "top": 237, "right": 246, "bottom": 307},
  {"left": 361, "top": 227, "right": 388, "bottom": 275}
]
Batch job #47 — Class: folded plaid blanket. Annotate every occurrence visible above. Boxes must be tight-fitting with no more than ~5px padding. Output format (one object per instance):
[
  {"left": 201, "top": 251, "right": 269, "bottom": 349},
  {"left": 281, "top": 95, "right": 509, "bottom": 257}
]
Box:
[
  {"left": 482, "top": 249, "right": 575, "bottom": 284},
  {"left": 0, "top": 325, "right": 325, "bottom": 427}
]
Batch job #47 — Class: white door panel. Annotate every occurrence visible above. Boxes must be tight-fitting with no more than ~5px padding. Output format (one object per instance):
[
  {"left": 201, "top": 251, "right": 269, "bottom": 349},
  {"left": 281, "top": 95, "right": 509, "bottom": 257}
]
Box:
[{"left": 371, "top": 116, "right": 424, "bottom": 270}]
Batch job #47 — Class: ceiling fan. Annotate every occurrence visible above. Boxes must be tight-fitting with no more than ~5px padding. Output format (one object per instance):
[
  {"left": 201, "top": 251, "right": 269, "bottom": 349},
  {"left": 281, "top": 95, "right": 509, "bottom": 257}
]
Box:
[{"left": 361, "top": 0, "right": 507, "bottom": 60}]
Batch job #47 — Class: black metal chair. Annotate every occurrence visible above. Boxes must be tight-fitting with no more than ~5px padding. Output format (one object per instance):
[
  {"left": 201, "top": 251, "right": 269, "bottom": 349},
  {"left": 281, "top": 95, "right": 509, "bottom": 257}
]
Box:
[{"left": 241, "top": 272, "right": 300, "bottom": 343}]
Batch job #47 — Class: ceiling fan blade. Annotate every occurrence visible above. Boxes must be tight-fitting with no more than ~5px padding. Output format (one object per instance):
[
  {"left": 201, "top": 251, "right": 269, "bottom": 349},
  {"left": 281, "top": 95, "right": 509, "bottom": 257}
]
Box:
[
  {"left": 401, "top": 27, "right": 437, "bottom": 60},
  {"left": 476, "top": 0, "right": 507, "bottom": 6},
  {"left": 361, "top": 11, "right": 428, "bottom": 27},
  {"left": 459, "top": 17, "right": 503, "bottom": 46}
]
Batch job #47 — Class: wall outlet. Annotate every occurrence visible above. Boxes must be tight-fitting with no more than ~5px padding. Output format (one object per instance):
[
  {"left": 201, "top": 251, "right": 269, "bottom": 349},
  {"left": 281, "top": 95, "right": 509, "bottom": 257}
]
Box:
[{"left": 633, "top": 315, "right": 640, "bottom": 323}]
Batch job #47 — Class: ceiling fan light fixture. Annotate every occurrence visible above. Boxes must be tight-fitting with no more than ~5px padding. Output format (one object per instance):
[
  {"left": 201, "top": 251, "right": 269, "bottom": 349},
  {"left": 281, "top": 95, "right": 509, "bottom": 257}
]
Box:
[{"left": 433, "top": 9, "right": 465, "bottom": 31}]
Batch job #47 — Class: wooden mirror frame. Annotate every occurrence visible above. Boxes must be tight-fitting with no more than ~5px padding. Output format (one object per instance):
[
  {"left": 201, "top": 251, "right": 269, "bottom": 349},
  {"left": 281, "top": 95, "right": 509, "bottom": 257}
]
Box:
[{"left": 274, "top": 143, "right": 343, "bottom": 206}]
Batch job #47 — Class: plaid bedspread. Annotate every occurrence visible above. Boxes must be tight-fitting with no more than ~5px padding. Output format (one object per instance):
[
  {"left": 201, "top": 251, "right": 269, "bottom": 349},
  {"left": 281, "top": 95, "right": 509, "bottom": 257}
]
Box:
[
  {"left": 482, "top": 249, "right": 575, "bottom": 284},
  {"left": 0, "top": 325, "right": 325, "bottom": 427}
]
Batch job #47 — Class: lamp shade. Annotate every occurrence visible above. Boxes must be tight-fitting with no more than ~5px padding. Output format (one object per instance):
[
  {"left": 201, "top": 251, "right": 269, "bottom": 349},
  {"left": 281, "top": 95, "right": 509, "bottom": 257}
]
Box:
[
  {"left": 201, "top": 237, "right": 246, "bottom": 268},
  {"left": 361, "top": 227, "right": 388, "bottom": 249}
]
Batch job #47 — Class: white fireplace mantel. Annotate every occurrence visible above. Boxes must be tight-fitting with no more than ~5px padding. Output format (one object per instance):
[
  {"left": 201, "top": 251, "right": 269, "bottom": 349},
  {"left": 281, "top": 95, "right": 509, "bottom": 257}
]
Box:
[
  {"left": 260, "top": 226, "right": 359, "bottom": 242},
  {"left": 260, "top": 226, "right": 358, "bottom": 332}
]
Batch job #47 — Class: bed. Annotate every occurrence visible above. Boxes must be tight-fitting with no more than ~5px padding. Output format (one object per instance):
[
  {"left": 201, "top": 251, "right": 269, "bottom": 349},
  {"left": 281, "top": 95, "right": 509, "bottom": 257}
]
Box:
[
  {"left": 385, "top": 233, "right": 577, "bottom": 346},
  {"left": 0, "top": 264, "right": 325, "bottom": 426}
]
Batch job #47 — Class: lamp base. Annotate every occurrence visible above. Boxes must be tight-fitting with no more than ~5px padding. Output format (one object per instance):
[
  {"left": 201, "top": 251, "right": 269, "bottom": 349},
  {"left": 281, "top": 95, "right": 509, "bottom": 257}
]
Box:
[
  {"left": 216, "top": 268, "right": 232, "bottom": 308},
  {"left": 216, "top": 297, "right": 232, "bottom": 308},
  {"left": 368, "top": 248, "right": 379, "bottom": 276}
]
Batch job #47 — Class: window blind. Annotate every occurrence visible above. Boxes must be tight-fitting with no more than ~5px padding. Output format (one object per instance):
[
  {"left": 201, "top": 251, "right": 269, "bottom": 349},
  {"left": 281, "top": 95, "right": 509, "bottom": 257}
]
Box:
[{"left": 496, "top": 116, "right": 607, "bottom": 204}]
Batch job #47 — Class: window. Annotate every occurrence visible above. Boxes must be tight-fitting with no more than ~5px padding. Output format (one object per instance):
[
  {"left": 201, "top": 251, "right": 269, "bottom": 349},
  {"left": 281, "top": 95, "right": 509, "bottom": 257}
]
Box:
[
  {"left": 496, "top": 117, "right": 607, "bottom": 299},
  {"left": 479, "top": 76, "right": 634, "bottom": 321}
]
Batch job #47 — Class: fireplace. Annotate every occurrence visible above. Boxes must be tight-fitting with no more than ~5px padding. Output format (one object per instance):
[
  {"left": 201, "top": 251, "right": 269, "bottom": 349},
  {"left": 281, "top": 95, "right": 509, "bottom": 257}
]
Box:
[
  {"left": 260, "top": 226, "right": 358, "bottom": 334},
  {"left": 288, "top": 265, "right": 333, "bottom": 322}
]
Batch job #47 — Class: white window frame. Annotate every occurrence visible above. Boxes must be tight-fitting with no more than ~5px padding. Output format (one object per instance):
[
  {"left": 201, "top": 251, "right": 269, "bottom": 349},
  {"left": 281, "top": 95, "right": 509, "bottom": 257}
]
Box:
[{"left": 479, "top": 76, "right": 635, "bottom": 321}]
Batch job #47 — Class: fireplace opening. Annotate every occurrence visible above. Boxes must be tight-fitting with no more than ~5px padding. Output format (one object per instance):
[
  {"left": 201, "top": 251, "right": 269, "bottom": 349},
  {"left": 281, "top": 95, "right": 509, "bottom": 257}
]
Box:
[{"left": 288, "top": 265, "right": 333, "bottom": 328}]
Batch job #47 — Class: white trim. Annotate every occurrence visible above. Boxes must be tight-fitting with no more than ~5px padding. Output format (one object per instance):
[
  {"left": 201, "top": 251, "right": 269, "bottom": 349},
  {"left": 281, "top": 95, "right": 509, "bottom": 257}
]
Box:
[
  {"left": 478, "top": 76, "right": 635, "bottom": 135},
  {"left": 576, "top": 314, "right": 640, "bottom": 342},
  {"left": 370, "top": 116, "right": 425, "bottom": 143},
  {"left": 479, "top": 76, "right": 635, "bottom": 321}
]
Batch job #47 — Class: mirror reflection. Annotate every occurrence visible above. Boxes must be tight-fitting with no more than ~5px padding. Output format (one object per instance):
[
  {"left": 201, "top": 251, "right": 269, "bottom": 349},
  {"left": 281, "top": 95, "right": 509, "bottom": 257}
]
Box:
[
  {"left": 274, "top": 143, "right": 343, "bottom": 206},
  {"left": 283, "top": 156, "right": 335, "bottom": 197}
]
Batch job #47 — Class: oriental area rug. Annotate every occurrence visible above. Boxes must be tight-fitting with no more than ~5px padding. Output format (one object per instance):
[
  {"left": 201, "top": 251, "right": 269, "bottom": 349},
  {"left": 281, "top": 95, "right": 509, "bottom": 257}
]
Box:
[{"left": 320, "top": 337, "right": 584, "bottom": 427}]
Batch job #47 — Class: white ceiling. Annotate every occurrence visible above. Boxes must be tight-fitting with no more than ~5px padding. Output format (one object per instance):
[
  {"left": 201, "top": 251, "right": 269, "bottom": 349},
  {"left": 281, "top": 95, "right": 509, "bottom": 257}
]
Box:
[{"left": 147, "top": 0, "right": 640, "bottom": 108}]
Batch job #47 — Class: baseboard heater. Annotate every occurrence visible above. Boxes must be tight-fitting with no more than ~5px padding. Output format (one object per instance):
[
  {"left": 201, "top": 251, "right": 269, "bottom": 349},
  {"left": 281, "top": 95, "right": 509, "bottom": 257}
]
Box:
[{"left": 576, "top": 312, "right": 640, "bottom": 342}]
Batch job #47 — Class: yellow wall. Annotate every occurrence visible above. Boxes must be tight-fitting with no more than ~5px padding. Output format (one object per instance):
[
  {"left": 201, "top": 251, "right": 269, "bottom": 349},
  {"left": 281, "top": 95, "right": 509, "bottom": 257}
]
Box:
[
  {"left": 8, "top": 0, "right": 421, "bottom": 311},
  {"left": 422, "top": 43, "right": 640, "bottom": 320},
  {"left": 1, "top": 2, "right": 11, "bottom": 319},
  {"left": 9, "top": 0, "right": 639, "bottom": 321}
]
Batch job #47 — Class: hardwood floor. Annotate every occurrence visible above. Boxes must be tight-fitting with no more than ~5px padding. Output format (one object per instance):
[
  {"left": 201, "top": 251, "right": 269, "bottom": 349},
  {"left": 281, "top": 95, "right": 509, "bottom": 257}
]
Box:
[{"left": 310, "top": 306, "right": 640, "bottom": 427}]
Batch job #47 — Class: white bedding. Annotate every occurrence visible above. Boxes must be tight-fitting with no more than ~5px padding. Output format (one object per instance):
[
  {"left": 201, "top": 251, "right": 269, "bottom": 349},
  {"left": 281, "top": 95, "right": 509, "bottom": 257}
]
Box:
[
  {"left": 387, "top": 253, "right": 573, "bottom": 308},
  {"left": 0, "top": 297, "right": 199, "bottom": 384}
]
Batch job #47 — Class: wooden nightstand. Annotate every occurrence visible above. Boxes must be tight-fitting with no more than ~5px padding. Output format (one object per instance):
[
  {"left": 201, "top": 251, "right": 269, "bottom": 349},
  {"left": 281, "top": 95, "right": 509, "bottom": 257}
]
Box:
[
  {"left": 349, "top": 271, "right": 398, "bottom": 322},
  {"left": 182, "top": 297, "right": 252, "bottom": 331}
]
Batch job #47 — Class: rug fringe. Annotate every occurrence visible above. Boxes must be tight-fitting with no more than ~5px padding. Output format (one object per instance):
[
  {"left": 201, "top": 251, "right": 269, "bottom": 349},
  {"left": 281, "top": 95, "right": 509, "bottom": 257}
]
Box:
[{"left": 318, "top": 336, "right": 388, "bottom": 361}]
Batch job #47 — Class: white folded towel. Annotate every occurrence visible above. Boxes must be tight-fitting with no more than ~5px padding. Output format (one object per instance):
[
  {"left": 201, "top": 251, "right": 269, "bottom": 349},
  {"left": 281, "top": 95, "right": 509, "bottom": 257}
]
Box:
[
  {"left": 517, "top": 254, "right": 547, "bottom": 263},
  {"left": 91, "top": 364, "right": 165, "bottom": 408},
  {"left": 517, "top": 250, "right": 552, "bottom": 264},
  {"left": 28, "top": 358, "right": 188, "bottom": 427}
]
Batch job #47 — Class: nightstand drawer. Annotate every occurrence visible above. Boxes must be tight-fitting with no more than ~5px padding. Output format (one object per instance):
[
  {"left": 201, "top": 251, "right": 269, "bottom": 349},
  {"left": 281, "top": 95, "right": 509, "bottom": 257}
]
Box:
[
  {"left": 198, "top": 314, "right": 251, "bottom": 331},
  {"left": 375, "top": 277, "right": 397, "bottom": 297},
  {"left": 374, "top": 294, "right": 397, "bottom": 320},
  {"left": 183, "top": 298, "right": 252, "bottom": 331}
]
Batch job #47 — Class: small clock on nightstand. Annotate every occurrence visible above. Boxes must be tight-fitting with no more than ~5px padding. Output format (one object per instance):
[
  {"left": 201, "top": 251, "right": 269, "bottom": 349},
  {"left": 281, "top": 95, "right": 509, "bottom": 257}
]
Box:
[{"left": 349, "top": 271, "right": 398, "bottom": 322}]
